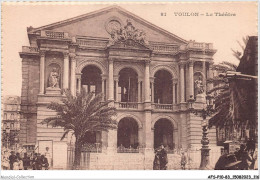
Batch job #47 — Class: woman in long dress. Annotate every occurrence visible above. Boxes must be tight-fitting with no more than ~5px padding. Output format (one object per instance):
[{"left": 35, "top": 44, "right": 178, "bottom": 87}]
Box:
[{"left": 48, "top": 68, "right": 59, "bottom": 88}]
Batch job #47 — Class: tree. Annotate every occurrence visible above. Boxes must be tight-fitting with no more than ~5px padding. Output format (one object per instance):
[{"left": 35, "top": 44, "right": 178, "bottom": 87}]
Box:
[
  {"left": 208, "top": 37, "right": 257, "bottom": 143},
  {"left": 207, "top": 61, "right": 239, "bottom": 129},
  {"left": 41, "top": 89, "right": 117, "bottom": 169}
]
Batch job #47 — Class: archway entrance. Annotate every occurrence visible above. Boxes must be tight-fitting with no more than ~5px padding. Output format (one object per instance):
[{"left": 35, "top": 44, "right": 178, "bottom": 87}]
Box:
[
  {"left": 81, "top": 131, "right": 102, "bottom": 152},
  {"left": 154, "top": 70, "right": 173, "bottom": 104},
  {"left": 118, "top": 68, "right": 138, "bottom": 102},
  {"left": 81, "top": 65, "right": 102, "bottom": 95},
  {"left": 117, "top": 118, "right": 139, "bottom": 149},
  {"left": 154, "top": 119, "right": 174, "bottom": 150}
]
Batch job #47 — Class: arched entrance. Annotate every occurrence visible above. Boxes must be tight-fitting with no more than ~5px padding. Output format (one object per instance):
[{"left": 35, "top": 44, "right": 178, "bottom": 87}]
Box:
[
  {"left": 118, "top": 68, "right": 138, "bottom": 102},
  {"left": 81, "top": 131, "right": 102, "bottom": 152},
  {"left": 154, "top": 70, "right": 173, "bottom": 104},
  {"left": 81, "top": 65, "right": 102, "bottom": 95},
  {"left": 154, "top": 119, "right": 174, "bottom": 150},
  {"left": 117, "top": 118, "right": 139, "bottom": 149}
]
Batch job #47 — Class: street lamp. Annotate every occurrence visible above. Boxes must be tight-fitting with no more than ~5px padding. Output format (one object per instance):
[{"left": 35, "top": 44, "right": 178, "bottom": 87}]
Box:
[{"left": 188, "top": 94, "right": 215, "bottom": 170}]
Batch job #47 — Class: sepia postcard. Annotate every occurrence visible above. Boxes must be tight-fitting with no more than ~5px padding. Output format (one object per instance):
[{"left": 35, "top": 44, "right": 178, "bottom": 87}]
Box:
[{"left": 1, "top": 1, "right": 259, "bottom": 180}]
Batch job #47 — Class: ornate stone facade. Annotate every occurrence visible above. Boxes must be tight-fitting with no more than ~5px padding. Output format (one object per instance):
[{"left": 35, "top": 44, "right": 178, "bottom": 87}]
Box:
[{"left": 19, "top": 5, "right": 219, "bottom": 169}]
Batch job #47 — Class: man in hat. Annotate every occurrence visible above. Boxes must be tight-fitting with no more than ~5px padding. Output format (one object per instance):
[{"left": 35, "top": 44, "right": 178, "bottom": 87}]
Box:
[
  {"left": 158, "top": 144, "right": 168, "bottom": 170},
  {"left": 9, "top": 151, "right": 16, "bottom": 170},
  {"left": 181, "top": 152, "right": 187, "bottom": 170}
]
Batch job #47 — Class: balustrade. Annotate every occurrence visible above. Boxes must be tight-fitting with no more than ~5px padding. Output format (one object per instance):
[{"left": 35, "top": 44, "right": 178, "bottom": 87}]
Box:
[
  {"left": 153, "top": 103, "right": 173, "bottom": 110},
  {"left": 117, "top": 146, "right": 139, "bottom": 153},
  {"left": 150, "top": 43, "right": 179, "bottom": 53},
  {"left": 188, "top": 42, "right": 212, "bottom": 49},
  {"left": 118, "top": 102, "right": 138, "bottom": 109}
]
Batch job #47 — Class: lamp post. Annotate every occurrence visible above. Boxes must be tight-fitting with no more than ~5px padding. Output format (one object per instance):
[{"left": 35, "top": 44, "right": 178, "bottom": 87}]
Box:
[{"left": 187, "top": 94, "right": 215, "bottom": 170}]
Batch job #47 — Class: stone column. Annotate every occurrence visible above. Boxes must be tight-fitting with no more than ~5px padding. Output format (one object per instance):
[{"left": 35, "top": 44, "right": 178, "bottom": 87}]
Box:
[
  {"left": 208, "top": 62, "right": 214, "bottom": 90},
  {"left": 101, "top": 75, "right": 106, "bottom": 100},
  {"left": 138, "top": 127, "right": 143, "bottom": 148},
  {"left": 189, "top": 60, "right": 194, "bottom": 98},
  {"left": 107, "top": 129, "right": 117, "bottom": 154},
  {"left": 63, "top": 52, "right": 69, "bottom": 89},
  {"left": 69, "top": 53, "right": 76, "bottom": 96},
  {"left": 150, "top": 77, "right": 155, "bottom": 103},
  {"left": 114, "top": 75, "right": 119, "bottom": 102},
  {"left": 39, "top": 51, "right": 45, "bottom": 94},
  {"left": 151, "top": 128, "right": 154, "bottom": 149},
  {"left": 108, "top": 59, "right": 114, "bottom": 101},
  {"left": 173, "top": 129, "right": 179, "bottom": 149},
  {"left": 144, "top": 111, "right": 152, "bottom": 149},
  {"left": 172, "top": 79, "right": 178, "bottom": 105},
  {"left": 179, "top": 62, "right": 185, "bottom": 103},
  {"left": 202, "top": 61, "right": 206, "bottom": 91},
  {"left": 76, "top": 74, "right": 82, "bottom": 93},
  {"left": 144, "top": 61, "right": 150, "bottom": 102},
  {"left": 138, "top": 79, "right": 142, "bottom": 103}
]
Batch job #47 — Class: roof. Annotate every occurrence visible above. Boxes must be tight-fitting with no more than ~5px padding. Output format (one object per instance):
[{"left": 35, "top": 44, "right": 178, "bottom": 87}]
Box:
[{"left": 28, "top": 5, "right": 187, "bottom": 44}]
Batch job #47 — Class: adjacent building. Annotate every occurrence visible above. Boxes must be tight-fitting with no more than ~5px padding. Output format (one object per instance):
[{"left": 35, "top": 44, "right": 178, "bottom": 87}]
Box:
[
  {"left": 2, "top": 96, "right": 21, "bottom": 149},
  {"left": 19, "top": 5, "right": 219, "bottom": 169}
]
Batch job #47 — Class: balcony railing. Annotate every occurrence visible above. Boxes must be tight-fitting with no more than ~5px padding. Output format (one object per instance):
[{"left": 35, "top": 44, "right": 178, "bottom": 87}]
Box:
[
  {"left": 40, "top": 30, "right": 69, "bottom": 39},
  {"left": 149, "top": 42, "right": 179, "bottom": 54},
  {"left": 153, "top": 103, "right": 173, "bottom": 110},
  {"left": 117, "top": 146, "right": 139, "bottom": 153},
  {"left": 68, "top": 143, "right": 102, "bottom": 153},
  {"left": 187, "top": 41, "right": 213, "bottom": 50},
  {"left": 119, "top": 102, "right": 138, "bottom": 109}
]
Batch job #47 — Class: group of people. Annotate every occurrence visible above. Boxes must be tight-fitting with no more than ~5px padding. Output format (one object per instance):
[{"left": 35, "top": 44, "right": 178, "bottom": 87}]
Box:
[
  {"left": 2, "top": 147, "right": 51, "bottom": 170},
  {"left": 153, "top": 144, "right": 189, "bottom": 170},
  {"left": 153, "top": 144, "right": 168, "bottom": 170},
  {"left": 215, "top": 144, "right": 257, "bottom": 170}
]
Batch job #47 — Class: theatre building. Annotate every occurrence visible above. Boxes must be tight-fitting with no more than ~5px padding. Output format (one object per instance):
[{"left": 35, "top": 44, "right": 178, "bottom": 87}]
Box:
[{"left": 19, "top": 5, "right": 220, "bottom": 169}]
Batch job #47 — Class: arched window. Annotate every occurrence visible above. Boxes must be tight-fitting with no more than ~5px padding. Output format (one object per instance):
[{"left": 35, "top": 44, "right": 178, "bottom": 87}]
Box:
[
  {"left": 154, "top": 70, "right": 173, "bottom": 104},
  {"left": 81, "top": 65, "right": 102, "bottom": 95},
  {"left": 118, "top": 68, "right": 138, "bottom": 102},
  {"left": 10, "top": 113, "right": 14, "bottom": 120}
]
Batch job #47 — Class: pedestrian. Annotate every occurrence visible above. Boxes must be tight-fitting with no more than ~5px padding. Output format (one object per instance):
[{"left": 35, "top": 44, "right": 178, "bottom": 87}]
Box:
[
  {"left": 158, "top": 144, "right": 168, "bottom": 170},
  {"left": 13, "top": 158, "right": 20, "bottom": 170},
  {"left": 32, "top": 153, "right": 38, "bottom": 170},
  {"left": 9, "top": 151, "right": 16, "bottom": 170},
  {"left": 2, "top": 150, "right": 10, "bottom": 170},
  {"left": 23, "top": 153, "right": 31, "bottom": 170},
  {"left": 41, "top": 155, "right": 49, "bottom": 170},
  {"left": 181, "top": 152, "right": 187, "bottom": 170},
  {"left": 36, "top": 153, "right": 42, "bottom": 170},
  {"left": 238, "top": 145, "right": 254, "bottom": 170},
  {"left": 44, "top": 147, "right": 52, "bottom": 168},
  {"left": 153, "top": 150, "right": 160, "bottom": 170}
]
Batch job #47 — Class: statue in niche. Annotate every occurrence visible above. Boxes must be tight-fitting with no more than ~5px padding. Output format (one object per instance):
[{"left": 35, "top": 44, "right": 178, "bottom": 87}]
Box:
[
  {"left": 194, "top": 76, "right": 204, "bottom": 95},
  {"left": 48, "top": 67, "right": 60, "bottom": 88}
]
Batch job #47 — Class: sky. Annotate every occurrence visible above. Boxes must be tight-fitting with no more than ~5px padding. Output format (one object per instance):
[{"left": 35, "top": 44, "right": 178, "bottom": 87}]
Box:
[{"left": 2, "top": 2, "right": 258, "bottom": 97}]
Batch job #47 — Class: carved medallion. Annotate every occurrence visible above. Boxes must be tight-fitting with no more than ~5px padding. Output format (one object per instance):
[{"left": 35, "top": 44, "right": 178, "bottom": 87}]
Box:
[{"left": 106, "top": 20, "right": 121, "bottom": 34}]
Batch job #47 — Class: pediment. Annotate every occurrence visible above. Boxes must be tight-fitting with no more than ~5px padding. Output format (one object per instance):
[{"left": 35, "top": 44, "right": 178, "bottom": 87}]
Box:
[{"left": 29, "top": 5, "right": 187, "bottom": 45}]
